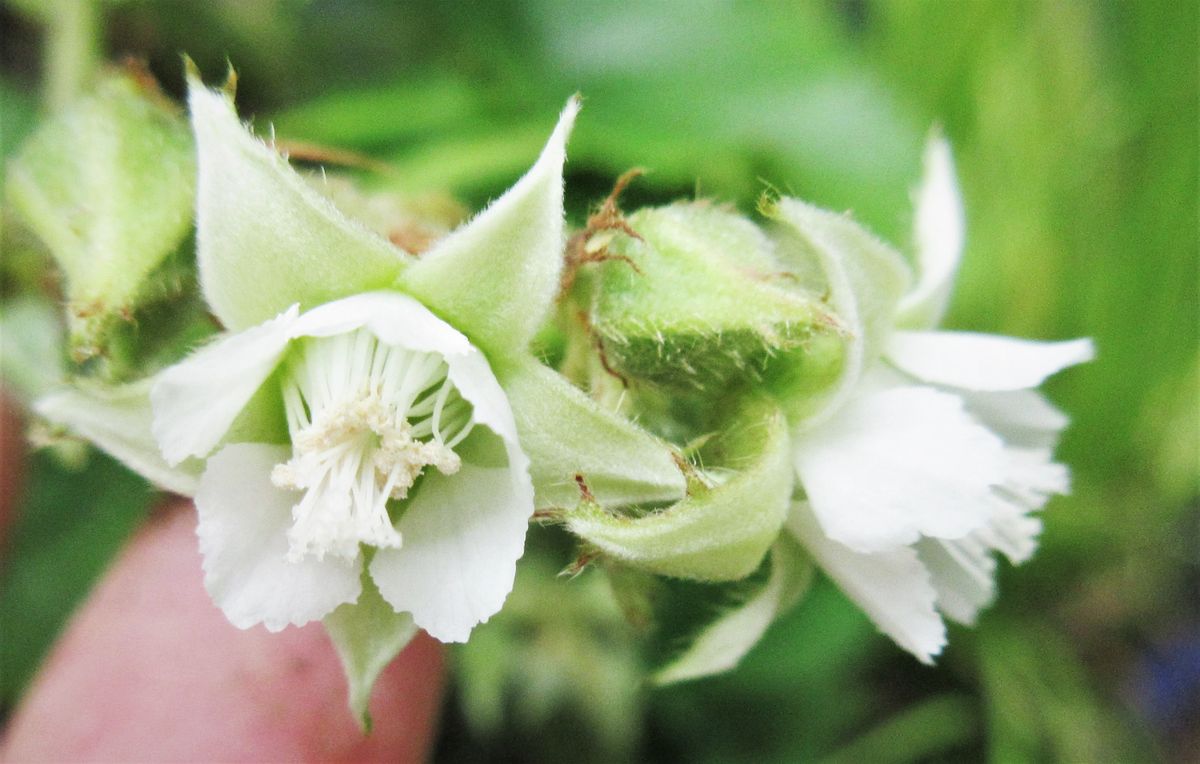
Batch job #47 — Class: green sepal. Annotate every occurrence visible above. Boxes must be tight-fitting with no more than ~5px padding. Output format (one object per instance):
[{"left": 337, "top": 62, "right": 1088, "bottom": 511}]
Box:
[
  {"left": 500, "top": 357, "right": 685, "bottom": 509},
  {"left": 589, "top": 202, "right": 841, "bottom": 392},
  {"left": 186, "top": 69, "right": 411, "bottom": 330},
  {"left": 34, "top": 378, "right": 204, "bottom": 496},
  {"left": 397, "top": 96, "right": 580, "bottom": 359},
  {"left": 652, "top": 537, "right": 811, "bottom": 684},
  {"left": 565, "top": 396, "right": 793, "bottom": 581},
  {"left": 765, "top": 198, "right": 911, "bottom": 424},
  {"left": 6, "top": 71, "right": 195, "bottom": 359},
  {"left": 323, "top": 570, "right": 418, "bottom": 731}
]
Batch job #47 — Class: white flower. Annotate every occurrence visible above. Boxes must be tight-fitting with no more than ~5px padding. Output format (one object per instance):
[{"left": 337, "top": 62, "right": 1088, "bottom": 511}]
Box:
[
  {"left": 151, "top": 291, "right": 533, "bottom": 642},
  {"left": 776, "top": 138, "right": 1094, "bottom": 662}
]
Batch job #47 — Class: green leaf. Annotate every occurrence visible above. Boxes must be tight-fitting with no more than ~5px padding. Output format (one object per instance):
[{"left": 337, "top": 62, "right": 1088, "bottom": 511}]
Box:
[
  {"left": 323, "top": 572, "right": 418, "bottom": 731},
  {"left": 35, "top": 378, "right": 204, "bottom": 496},
  {"left": 766, "top": 198, "right": 912, "bottom": 424},
  {"left": 187, "top": 71, "right": 410, "bottom": 330},
  {"left": 818, "top": 694, "right": 977, "bottom": 764},
  {"left": 501, "top": 356, "right": 685, "bottom": 509},
  {"left": 397, "top": 96, "right": 579, "bottom": 358},
  {"left": 566, "top": 397, "right": 793, "bottom": 581},
  {"left": 653, "top": 537, "right": 812, "bottom": 684},
  {"left": 979, "top": 620, "right": 1153, "bottom": 763},
  {"left": 6, "top": 71, "right": 196, "bottom": 358},
  {"left": 590, "top": 202, "right": 841, "bottom": 392}
]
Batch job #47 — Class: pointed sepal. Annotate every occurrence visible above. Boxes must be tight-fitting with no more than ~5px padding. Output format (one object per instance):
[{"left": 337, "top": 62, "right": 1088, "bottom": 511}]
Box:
[
  {"left": 766, "top": 198, "right": 911, "bottom": 425},
  {"left": 397, "top": 96, "right": 580, "bottom": 358},
  {"left": 501, "top": 357, "right": 685, "bottom": 509},
  {"left": 652, "top": 537, "right": 812, "bottom": 684},
  {"left": 322, "top": 573, "right": 419, "bottom": 731},
  {"left": 565, "top": 397, "right": 793, "bottom": 581},
  {"left": 187, "top": 70, "right": 410, "bottom": 330},
  {"left": 35, "top": 378, "right": 203, "bottom": 496}
]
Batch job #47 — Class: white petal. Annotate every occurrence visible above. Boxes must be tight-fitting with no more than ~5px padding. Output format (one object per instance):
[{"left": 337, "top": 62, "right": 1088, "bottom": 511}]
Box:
[
  {"left": 369, "top": 430, "right": 534, "bottom": 642},
  {"left": 897, "top": 134, "right": 964, "bottom": 329},
  {"left": 793, "top": 385, "right": 1005, "bottom": 552},
  {"left": 195, "top": 444, "right": 363, "bottom": 631},
  {"left": 787, "top": 501, "right": 945, "bottom": 663},
  {"left": 398, "top": 96, "right": 580, "bottom": 357},
  {"left": 917, "top": 536, "right": 996, "bottom": 625},
  {"left": 151, "top": 305, "right": 299, "bottom": 465},
  {"left": 36, "top": 380, "right": 203, "bottom": 496},
  {"left": 887, "top": 330, "right": 1095, "bottom": 391},
  {"left": 289, "top": 291, "right": 471, "bottom": 356},
  {"left": 290, "top": 291, "right": 518, "bottom": 443},
  {"left": 962, "top": 389, "right": 1068, "bottom": 449}
]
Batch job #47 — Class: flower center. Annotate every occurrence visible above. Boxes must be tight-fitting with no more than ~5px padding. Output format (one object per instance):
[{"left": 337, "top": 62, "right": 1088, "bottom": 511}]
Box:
[{"left": 271, "top": 329, "right": 475, "bottom": 563}]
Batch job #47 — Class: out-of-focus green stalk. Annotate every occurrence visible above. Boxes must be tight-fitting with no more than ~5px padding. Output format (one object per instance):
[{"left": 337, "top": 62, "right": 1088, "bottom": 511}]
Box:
[{"left": 44, "top": 0, "right": 100, "bottom": 111}]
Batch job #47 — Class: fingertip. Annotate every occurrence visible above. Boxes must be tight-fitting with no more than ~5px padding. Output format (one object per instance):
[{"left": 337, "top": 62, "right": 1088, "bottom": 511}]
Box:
[{"left": 1, "top": 502, "right": 445, "bottom": 762}]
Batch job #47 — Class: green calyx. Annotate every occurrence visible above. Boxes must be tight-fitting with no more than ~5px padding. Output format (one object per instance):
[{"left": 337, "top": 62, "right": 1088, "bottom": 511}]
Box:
[
  {"left": 563, "top": 396, "right": 793, "bottom": 582},
  {"left": 6, "top": 69, "right": 196, "bottom": 363},
  {"left": 586, "top": 202, "right": 844, "bottom": 394}
]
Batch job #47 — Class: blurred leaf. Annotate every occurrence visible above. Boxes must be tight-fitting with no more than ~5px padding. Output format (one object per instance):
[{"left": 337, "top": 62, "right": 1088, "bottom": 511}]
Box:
[
  {"left": 820, "top": 694, "right": 977, "bottom": 764},
  {"left": 271, "top": 76, "right": 483, "bottom": 149},
  {"left": 979, "top": 620, "right": 1154, "bottom": 762}
]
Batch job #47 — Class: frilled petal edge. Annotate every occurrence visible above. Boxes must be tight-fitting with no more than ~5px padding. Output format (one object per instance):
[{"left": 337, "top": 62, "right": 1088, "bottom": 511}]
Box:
[
  {"left": 787, "top": 501, "right": 945, "bottom": 663},
  {"left": 369, "top": 428, "right": 533, "bottom": 642},
  {"left": 195, "top": 443, "right": 363, "bottom": 631},
  {"left": 793, "top": 385, "right": 1005, "bottom": 553}
]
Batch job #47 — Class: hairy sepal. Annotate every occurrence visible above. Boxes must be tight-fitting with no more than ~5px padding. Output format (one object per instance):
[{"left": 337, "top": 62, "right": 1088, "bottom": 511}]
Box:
[
  {"left": 187, "top": 71, "right": 410, "bottom": 330},
  {"left": 500, "top": 357, "right": 685, "bottom": 509},
  {"left": 590, "top": 203, "right": 841, "bottom": 393},
  {"left": 565, "top": 397, "right": 792, "bottom": 582},
  {"left": 323, "top": 573, "right": 418, "bottom": 731}
]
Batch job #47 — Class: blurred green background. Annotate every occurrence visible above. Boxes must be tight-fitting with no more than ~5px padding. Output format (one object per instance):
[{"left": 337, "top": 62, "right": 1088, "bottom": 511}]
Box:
[{"left": 1, "top": 1, "right": 1196, "bottom": 761}]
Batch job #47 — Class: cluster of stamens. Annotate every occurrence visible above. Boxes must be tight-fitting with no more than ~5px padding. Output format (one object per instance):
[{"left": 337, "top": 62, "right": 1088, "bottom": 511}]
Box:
[{"left": 271, "top": 329, "right": 474, "bottom": 563}]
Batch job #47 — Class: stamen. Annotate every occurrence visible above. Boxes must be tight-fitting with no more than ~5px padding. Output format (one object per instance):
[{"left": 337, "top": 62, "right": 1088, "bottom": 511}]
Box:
[{"left": 270, "top": 329, "right": 475, "bottom": 563}]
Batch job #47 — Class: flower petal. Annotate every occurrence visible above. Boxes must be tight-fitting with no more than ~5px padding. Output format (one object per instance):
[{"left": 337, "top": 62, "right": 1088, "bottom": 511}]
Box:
[
  {"left": 768, "top": 198, "right": 911, "bottom": 427},
  {"left": 290, "top": 291, "right": 516, "bottom": 444},
  {"left": 787, "top": 501, "right": 945, "bottom": 663},
  {"left": 151, "top": 305, "right": 298, "bottom": 465},
  {"left": 195, "top": 443, "right": 363, "bottom": 631},
  {"left": 188, "top": 76, "right": 409, "bottom": 330},
  {"left": 36, "top": 380, "right": 203, "bottom": 496},
  {"left": 793, "top": 385, "right": 1005, "bottom": 553},
  {"left": 369, "top": 429, "right": 533, "bottom": 642},
  {"left": 886, "top": 330, "right": 1095, "bottom": 391},
  {"left": 897, "top": 134, "right": 964, "bottom": 329},
  {"left": 398, "top": 96, "right": 579, "bottom": 357},
  {"left": 916, "top": 536, "right": 996, "bottom": 625},
  {"left": 961, "top": 389, "right": 1068, "bottom": 449}
]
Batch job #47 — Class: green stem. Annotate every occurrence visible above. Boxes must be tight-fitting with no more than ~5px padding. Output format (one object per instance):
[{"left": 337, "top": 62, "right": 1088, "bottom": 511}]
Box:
[{"left": 44, "top": 0, "right": 100, "bottom": 111}]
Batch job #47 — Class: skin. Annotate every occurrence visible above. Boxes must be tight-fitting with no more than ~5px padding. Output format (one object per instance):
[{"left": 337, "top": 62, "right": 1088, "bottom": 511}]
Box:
[
  {"left": 0, "top": 394, "right": 25, "bottom": 550},
  {"left": 0, "top": 464, "right": 445, "bottom": 762}
]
